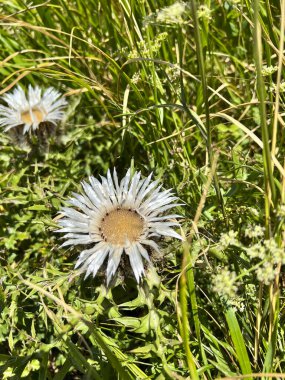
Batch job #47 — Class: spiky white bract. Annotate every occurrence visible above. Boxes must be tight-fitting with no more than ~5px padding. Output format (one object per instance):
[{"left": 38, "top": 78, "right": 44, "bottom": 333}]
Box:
[
  {"left": 58, "top": 168, "right": 183, "bottom": 285},
  {"left": 0, "top": 85, "right": 67, "bottom": 134}
]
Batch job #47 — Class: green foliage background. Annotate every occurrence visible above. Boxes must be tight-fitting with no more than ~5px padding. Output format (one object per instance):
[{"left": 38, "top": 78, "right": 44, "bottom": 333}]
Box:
[{"left": 0, "top": 0, "right": 285, "bottom": 379}]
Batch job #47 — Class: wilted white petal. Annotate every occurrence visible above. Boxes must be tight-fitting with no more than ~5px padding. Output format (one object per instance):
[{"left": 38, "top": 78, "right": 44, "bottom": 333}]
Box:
[
  {"left": 141, "top": 239, "right": 161, "bottom": 252},
  {"left": 127, "top": 244, "right": 145, "bottom": 283},
  {"left": 75, "top": 242, "right": 107, "bottom": 269},
  {"left": 148, "top": 203, "right": 183, "bottom": 217},
  {"left": 83, "top": 248, "right": 109, "bottom": 279},
  {"left": 81, "top": 181, "right": 103, "bottom": 208},
  {"left": 106, "top": 247, "right": 123, "bottom": 285},
  {"left": 59, "top": 220, "right": 88, "bottom": 228},
  {"left": 106, "top": 169, "right": 117, "bottom": 203},
  {"left": 121, "top": 168, "right": 131, "bottom": 196},
  {"left": 61, "top": 207, "right": 89, "bottom": 222},
  {"left": 69, "top": 194, "right": 95, "bottom": 214},
  {"left": 137, "top": 243, "right": 151, "bottom": 262},
  {"left": 57, "top": 226, "right": 90, "bottom": 234},
  {"left": 148, "top": 214, "right": 182, "bottom": 221},
  {"left": 149, "top": 221, "right": 180, "bottom": 228},
  {"left": 60, "top": 236, "right": 95, "bottom": 247},
  {"left": 134, "top": 177, "right": 159, "bottom": 206},
  {"left": 153, "top": 227, "right": 183, "bottom": 240}
]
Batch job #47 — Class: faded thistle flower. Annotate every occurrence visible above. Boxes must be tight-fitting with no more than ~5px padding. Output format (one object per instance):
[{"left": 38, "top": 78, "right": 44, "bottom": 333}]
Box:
[
  {"left": 0, "top": 85, "right": 67, "bottom": 134},
  {"left": 57, "top": 168, "right": 183, "bottom": 285}
]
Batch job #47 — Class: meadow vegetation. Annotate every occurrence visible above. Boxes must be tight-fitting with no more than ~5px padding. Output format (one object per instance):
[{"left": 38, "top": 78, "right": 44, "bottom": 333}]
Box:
[{"left": 0, "top": 0, "right": 285, "bottom": 379}]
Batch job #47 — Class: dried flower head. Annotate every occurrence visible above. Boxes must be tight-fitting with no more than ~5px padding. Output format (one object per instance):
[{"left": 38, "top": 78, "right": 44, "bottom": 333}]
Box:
[
  {"left": 0, "top": 85, "right": 67, "bottom": 134},
  {"left": 57, "top": 168, "right": 183, "bottom": 285}
]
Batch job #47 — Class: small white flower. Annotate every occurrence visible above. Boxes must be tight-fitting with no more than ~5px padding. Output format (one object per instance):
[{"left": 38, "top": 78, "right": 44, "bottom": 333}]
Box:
[
  {"left": 244, "top": 225, "right": 264, "bottom": 239},
  {"left": 57, "top": 168, "right": 183, "bottom": 285},
  {"left": 197, "top": 5, "right": 212, "bottom": 21},
  {"left": 212, "top": 267, "right": 238, "bottom": 299},
  {"left": 219, "top": 230, "right": 239, "bottom": 249},
  {"left": 256, "top": 262, "right": 277, "bottom": 285},
  {"left": 0, "top": 85, "right": 67, "bottom": 134},
  {"left": 246, "top": 243, "right": 266, "bottom": 260},
  {"left": 261, "top": 65, "right": 278, "bottom": 76}
]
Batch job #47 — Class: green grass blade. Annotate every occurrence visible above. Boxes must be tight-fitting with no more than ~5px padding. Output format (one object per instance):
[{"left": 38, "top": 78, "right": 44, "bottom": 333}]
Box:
[
  {"left": 252, "top": 0, "right": 276, "bottom": 206},
  {"left": 180, "top": 239, "right": 199, "bottom": 380},
  {"left": 263, "top": 293, "right": 279, "bottom": 373},
  {"left": 225, "top": 308, "right": 253, "bottom": 378}
]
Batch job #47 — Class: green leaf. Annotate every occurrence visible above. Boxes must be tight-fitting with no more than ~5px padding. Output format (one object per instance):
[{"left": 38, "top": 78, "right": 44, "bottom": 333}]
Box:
[
  {"left": 225, "top": 308, "right": 252, "bottom": 379},
  {"left": 27, "top": 205, "right": 50, "bottom": 211}
]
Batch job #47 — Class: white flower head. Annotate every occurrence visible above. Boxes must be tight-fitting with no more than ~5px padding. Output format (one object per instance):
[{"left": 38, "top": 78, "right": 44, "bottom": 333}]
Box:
[
  {"left": 0, "top": 85, "right": 67, "bottom": 134},
  {"left": 57, "top": 168, "right": 183, "bottom": 285}
]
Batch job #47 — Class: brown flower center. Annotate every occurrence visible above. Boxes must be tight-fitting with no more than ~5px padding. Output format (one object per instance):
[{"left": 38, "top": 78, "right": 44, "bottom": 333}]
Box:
[
  {"left": 21, "top": 108, "right": 45, "bottom": 124},
  {"left": 100, "top": 209, "right": 144, "bottom": 245}
]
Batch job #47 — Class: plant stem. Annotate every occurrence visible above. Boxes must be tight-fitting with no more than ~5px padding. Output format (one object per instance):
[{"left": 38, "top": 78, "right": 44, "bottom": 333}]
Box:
[{"left": 190, "top": 0, "right": 227, "bottom": 225}]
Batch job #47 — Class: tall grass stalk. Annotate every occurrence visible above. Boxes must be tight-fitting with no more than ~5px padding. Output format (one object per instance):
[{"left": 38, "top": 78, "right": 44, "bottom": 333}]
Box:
[
  {"left": 271, "top": 0, "right": 285, "bottom": 161},
  {"left": 181, "top": 153, "right": 218, "bottom": 376},
  {"left": 252, "top": 0, "right": 274, "bottom": 368},
  {"left": 252, "top": 0, "right": 285, "bottom": 372},
  {"left": 252, "top": 0, "right": 276, "bottom": 211},
  {"left": 179, "top": 238, "right": 199, "bottom": 380},
  {"left": 189, "top": 0, "right": 211, "bottom": 154},
  {"left": 189, "top": 0, "right": 226, "bottom": 223}
]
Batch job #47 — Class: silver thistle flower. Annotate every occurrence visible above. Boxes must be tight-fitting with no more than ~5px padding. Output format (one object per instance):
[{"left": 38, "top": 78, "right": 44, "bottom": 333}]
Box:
[
  {"left": 57, "top": 168, "right": 183, "bottom": 285},
  {"left": 0, "top": 85, "right": 67, "bottom": 134}
]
